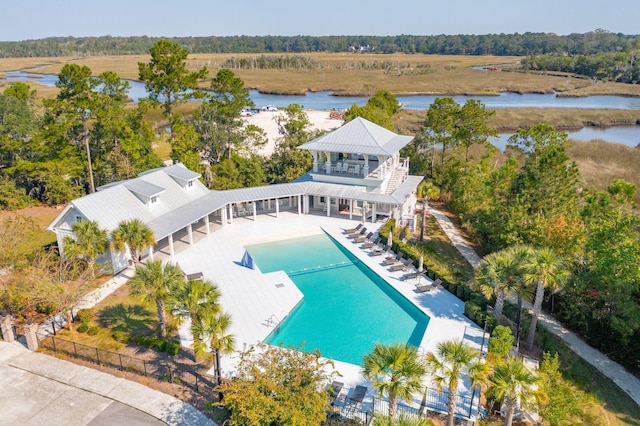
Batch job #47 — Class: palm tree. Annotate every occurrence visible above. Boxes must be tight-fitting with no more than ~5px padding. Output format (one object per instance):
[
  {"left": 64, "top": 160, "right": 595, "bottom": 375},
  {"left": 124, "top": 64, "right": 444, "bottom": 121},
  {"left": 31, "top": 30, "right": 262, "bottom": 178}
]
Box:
[
  {"left": 111, "top": 218, "right": 155, "bottom": 265},
  {"left": 522, "top": 248, "right": 569, "bottom": 351},
  {"left": 362, "top": 343, "right": 426, "bottom": 419},
  {"left": 171, "top": 278, "right": 222, "bottom": 326},
  {"left": 171, "top": 277, "right": 223, "bottom": 360},
  {"left": 489, "top": 356, "right": 540, "bottom": 426},
  {"left": 63, "top": 219, "right": 109, "bottom": 277},
  {"left": 192, "top": 310, "right": 235, "bottom": 388},
  {"left": 128, "top": 260, "right": 185, "bottom": 337},
  {"left": 424, "top": 340, "right": 489, "bottom": 426},
  {"left": 474, "top": 246, "right": 530, "bottom": 321}
]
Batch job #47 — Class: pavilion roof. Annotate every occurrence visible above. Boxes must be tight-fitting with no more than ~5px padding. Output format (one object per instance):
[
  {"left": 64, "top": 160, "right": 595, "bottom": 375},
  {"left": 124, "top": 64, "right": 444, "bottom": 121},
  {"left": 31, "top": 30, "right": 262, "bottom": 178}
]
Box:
[{"left": 298, "top": 117, "right": 413, "bottom": 156}]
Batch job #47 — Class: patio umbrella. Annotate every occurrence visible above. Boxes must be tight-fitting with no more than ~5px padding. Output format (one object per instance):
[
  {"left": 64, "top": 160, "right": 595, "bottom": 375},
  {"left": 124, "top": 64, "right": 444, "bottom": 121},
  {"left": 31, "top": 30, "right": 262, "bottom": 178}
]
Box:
[
  {"left": 240, "top": 250, "right": 255, "bottom": 270},
  {"left": 418, "top": 256, "right": 424, "bottom": 272},
  {"left": 387, "top": 231, "right": 393, "bottom": 253}
]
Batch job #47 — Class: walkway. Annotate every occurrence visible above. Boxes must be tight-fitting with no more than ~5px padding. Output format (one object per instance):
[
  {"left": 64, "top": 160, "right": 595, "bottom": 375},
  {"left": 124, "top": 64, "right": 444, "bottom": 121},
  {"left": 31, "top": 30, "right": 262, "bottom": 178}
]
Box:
[
  {"left": 0, "top": 341, "right": 215, "bottom": 426},
  {"left": 427, "top": 204, "right": 640, "bottom": 408}
]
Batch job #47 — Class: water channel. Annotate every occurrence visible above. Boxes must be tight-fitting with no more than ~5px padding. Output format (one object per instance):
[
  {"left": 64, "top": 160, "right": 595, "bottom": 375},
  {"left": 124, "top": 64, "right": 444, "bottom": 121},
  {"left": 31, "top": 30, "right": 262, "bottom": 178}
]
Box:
[{"left": 3, "top": 70, "right": 640, "bottom": 148}]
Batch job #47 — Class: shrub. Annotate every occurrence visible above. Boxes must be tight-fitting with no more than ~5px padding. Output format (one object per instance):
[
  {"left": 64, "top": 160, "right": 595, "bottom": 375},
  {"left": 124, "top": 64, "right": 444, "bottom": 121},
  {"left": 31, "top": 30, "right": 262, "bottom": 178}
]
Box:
[
  {"left": 87, "top": 326, "right": 99, "bottom": 336},
  {"left": 456, "top": 284, "right": 467, "bottom": 300},
  {"left": 488, "top": 325, "right": 515, "bottom": 360},
  {"left": 75, "top": 309, "right": 94, "bottom": 324},
  {"left": 155, "top": 339, "right": 168, "bottom": 352},
  {"left": 131, "top": 334, "right": 146, "bottom": 345},
  {"left": 112, "top": 330, "right": 131, "bottom": 343},
  {"left": 76, "top": 323, "right": 89, "bottom": 333},
  {"left": 143, "top": 336, "right": 158, "bottom": 348},
  {"left": 167, "top": 340, "right": 181, "bottom": 356}
]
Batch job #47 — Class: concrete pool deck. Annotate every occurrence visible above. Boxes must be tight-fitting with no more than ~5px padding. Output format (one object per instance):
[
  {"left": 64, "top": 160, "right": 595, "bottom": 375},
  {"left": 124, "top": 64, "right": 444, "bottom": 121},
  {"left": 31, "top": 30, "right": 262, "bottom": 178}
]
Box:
[{"left": 170, "top": 211, "right": 483, "bottom": 412}]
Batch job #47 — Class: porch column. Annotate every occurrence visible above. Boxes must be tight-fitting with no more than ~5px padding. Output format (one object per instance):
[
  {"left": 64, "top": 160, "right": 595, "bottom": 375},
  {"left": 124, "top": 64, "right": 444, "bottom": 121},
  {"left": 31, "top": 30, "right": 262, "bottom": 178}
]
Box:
[
  {"left": 297, "top": 195, "right": 302, "bottom": 215},
  {"left": 205, "top": 215, "right": 210, "bottom": 235},
  {"left": 312, "top": 151, "right": 319, "bottom": 172},
  {"left": 268, "top": 199, "right": 271, "bottom": 210},
  {"left": 363, "top": 155, "right": 369, "bottom": 177},
  {"left": 148, "top": 245, "right": 154, "bottom": 261},
  {"left": 228, "top": 204, "right": 234, "bottom": 225},
  {"left": 253, "top": 202, "right": 257, "bottom": 221},
  {"left": 362, "top": 201, "right": 367, "bottom": 222},
  {"left": 372, "top": 203, "right": 376, "bottom": 223},
  {"left": 275, "top": 198, "right": 280, "bottom": 218},
  {"left": 168, "top": 234, "right": 175, "bottom": 259},
  {"left": 325, "top": 153, "right": 332, "bottom": 174},
  {"left": 349, "top": 199, "right": 354, "bottom": 220},
  {"left": 304, "top": 195, "right": 309, "bottom": 214},
  {"left": 221, "top": 207, "right": 227, "bottom": 227},
  {"left": 188, "top": 224, "right": 193, "bottom": 245},
  {"left": 326, "top": 197, "right": 331, "bottom": 217}
]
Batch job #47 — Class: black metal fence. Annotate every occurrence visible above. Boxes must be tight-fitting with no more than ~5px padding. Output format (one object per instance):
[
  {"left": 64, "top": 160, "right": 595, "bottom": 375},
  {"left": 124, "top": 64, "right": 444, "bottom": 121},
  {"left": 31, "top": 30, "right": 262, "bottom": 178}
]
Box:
[
  {"left": 329, "top": 386, "right": 476, "bottom": 425},
  {"left": 37, "top": 334, "right": 214, "bottom": 393}
]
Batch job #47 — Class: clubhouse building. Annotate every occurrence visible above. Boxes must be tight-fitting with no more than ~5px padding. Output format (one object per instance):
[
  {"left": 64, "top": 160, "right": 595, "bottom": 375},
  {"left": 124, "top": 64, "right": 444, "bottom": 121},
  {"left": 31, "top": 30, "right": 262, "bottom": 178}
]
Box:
[{"left": 48, "top": 118, "right": 423, "bottom": 273}]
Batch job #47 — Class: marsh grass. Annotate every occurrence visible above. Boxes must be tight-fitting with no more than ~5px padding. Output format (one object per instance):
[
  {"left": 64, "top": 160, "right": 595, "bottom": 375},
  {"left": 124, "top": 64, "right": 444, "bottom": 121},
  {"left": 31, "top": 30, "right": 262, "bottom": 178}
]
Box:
[
  {"left": 568, "top": 140, "right": 640, "bottom": 206},
  {"left": 394, "top": 108, "right": 640, "bottom": 135},
  {"left": 2, "top": 53, "right": 621, "bottom": 97}
]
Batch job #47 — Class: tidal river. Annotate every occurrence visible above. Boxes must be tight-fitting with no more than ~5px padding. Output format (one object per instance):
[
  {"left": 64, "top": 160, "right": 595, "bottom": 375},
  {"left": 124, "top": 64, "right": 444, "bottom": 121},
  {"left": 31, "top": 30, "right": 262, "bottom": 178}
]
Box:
[{"left": 3, "top": 70, "right": 640, "bottom": 148}]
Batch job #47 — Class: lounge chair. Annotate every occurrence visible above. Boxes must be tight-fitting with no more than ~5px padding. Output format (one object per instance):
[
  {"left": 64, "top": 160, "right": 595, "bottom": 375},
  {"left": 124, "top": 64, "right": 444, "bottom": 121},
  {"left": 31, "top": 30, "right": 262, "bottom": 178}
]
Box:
[
  {"left": 348, "top": 385, "right": 367, "bottom": 407},
  {"left": 383, "top": 251, "right": 397, "bottom": 261},
  {"left": 415, "top": 283, "right": 433, "bottom": 293},
  {"left": 347, "top": 228, "right": 367, "bottom": 239},
  {"left": 383, "top": 253, "right": 403, "bottom": 266},
  {"left": 402, "top": 270, "right": 421, "bottom": 280},
  {"left": 432, "top": 278, "right": 443, "bottom": 287},
  {"left": 369, "top": 247, "right": 385, "bottom": 256},
  {"left": 353, "top": 232, "right": 373, "bottom": 243},
  {"left": 390, "top": 258, "right": 413, "bottom": 272},
  {"left": 343, "top": 223, "right": 363, "bottom": 234},
  {"left": 361, "top": 237, "right": 380, "bottom": 249},
  {"left": 186, "top": 272, "right": 204, "bottom": 281},
  {"left": 328, "top": 381, "right": 344, "bottom": 404}
]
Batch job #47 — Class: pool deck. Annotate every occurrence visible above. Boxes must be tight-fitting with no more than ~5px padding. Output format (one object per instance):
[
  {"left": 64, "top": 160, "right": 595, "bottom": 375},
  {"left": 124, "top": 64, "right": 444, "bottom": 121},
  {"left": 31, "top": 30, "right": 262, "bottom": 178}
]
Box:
[{"left": 171, "top": 211, "right": 483, "bottom": 413}]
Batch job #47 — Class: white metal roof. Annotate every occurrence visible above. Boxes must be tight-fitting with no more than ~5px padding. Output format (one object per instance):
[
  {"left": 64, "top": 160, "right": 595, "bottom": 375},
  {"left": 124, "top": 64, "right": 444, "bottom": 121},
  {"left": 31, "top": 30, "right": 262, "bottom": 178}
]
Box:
[
  {"left": 298, "top": 117, "right": 413, "bottom": 156},
  {"left": 124, "top": 180, "right": 165, "bottom": 198}
]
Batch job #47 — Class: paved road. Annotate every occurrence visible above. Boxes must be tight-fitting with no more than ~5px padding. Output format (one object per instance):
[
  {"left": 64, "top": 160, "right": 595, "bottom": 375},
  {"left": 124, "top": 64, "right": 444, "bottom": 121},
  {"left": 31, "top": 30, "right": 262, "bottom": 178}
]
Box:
[
  {"left": 0, "top": 342, "right": 215, "bottom": 426},
  {"left": 427, "top": 205, "right": 640, "bottom": 408}
]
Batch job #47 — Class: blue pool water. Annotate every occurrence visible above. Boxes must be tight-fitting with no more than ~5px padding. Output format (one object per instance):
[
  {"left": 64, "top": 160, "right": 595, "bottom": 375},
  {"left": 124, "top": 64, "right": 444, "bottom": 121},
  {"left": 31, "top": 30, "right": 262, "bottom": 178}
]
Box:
[{"left": 246, "top": 233, "right": 430, "bottom": 365}]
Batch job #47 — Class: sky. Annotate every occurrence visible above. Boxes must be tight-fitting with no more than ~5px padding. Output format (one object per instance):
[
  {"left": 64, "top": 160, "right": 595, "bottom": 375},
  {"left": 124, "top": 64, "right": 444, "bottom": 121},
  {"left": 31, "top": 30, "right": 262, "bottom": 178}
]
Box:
[{"left": 1, "top": 0, "right": 637, "bottom": 42}]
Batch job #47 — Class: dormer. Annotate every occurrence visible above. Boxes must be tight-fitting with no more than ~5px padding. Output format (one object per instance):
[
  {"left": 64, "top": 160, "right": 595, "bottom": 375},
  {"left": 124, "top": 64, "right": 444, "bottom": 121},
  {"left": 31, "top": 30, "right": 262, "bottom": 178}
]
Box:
[
  {"left": 164, "top": 166, "right": 201, "bottom": 190},
  {"left": 124, "top": 180, "right": 166, "bottom": 207}
]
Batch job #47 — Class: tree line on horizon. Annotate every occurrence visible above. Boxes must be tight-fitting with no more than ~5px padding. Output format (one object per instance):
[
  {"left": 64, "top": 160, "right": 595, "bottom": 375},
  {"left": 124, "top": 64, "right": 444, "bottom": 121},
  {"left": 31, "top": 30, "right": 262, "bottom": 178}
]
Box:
[{"left": 1, "top": 30, "right": 639, "bottom": 58}]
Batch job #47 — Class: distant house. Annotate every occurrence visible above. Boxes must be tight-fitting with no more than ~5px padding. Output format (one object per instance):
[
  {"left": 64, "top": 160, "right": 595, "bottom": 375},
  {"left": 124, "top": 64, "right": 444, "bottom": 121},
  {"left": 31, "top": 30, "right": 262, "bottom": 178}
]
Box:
[{"left": 48, "top": 118, "right": 422, "bottom": 272}]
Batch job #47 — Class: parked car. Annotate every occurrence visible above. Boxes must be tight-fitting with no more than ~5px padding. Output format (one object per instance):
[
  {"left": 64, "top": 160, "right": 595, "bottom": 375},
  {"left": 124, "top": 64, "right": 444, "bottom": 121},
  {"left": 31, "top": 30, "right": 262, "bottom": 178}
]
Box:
[
  {"left": 240, "top": 108, "right": 253, "bottom": 116},
  {"left": 261, "top": 104, "right": 278, "bottom": 111}
]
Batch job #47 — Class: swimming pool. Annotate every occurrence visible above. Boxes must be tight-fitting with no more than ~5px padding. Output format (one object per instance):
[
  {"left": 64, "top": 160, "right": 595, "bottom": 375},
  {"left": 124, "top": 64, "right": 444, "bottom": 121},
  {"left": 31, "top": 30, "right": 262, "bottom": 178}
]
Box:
[{"left": 246, "top": 232, "right": 430, "bottom": 365}]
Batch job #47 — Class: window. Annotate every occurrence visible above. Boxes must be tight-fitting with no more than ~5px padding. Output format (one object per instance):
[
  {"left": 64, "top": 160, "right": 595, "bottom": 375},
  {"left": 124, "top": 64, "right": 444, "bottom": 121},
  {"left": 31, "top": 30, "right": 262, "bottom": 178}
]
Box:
[
  {"left": 187, "top": 180, "right": 194, "bottom": 188},
  {"left": 150, "top": 195, "right": 158, "bottom": 204},
  {"left": 320, "top": 197, "right": 325, "bottom": 203}
]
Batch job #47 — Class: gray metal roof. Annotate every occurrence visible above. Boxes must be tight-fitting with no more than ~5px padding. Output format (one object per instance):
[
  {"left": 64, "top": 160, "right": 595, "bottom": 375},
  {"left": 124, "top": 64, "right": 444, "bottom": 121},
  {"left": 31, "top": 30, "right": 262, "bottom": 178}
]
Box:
[{"left": 298, "top": 117, "right": 413, "bottom": 156}]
